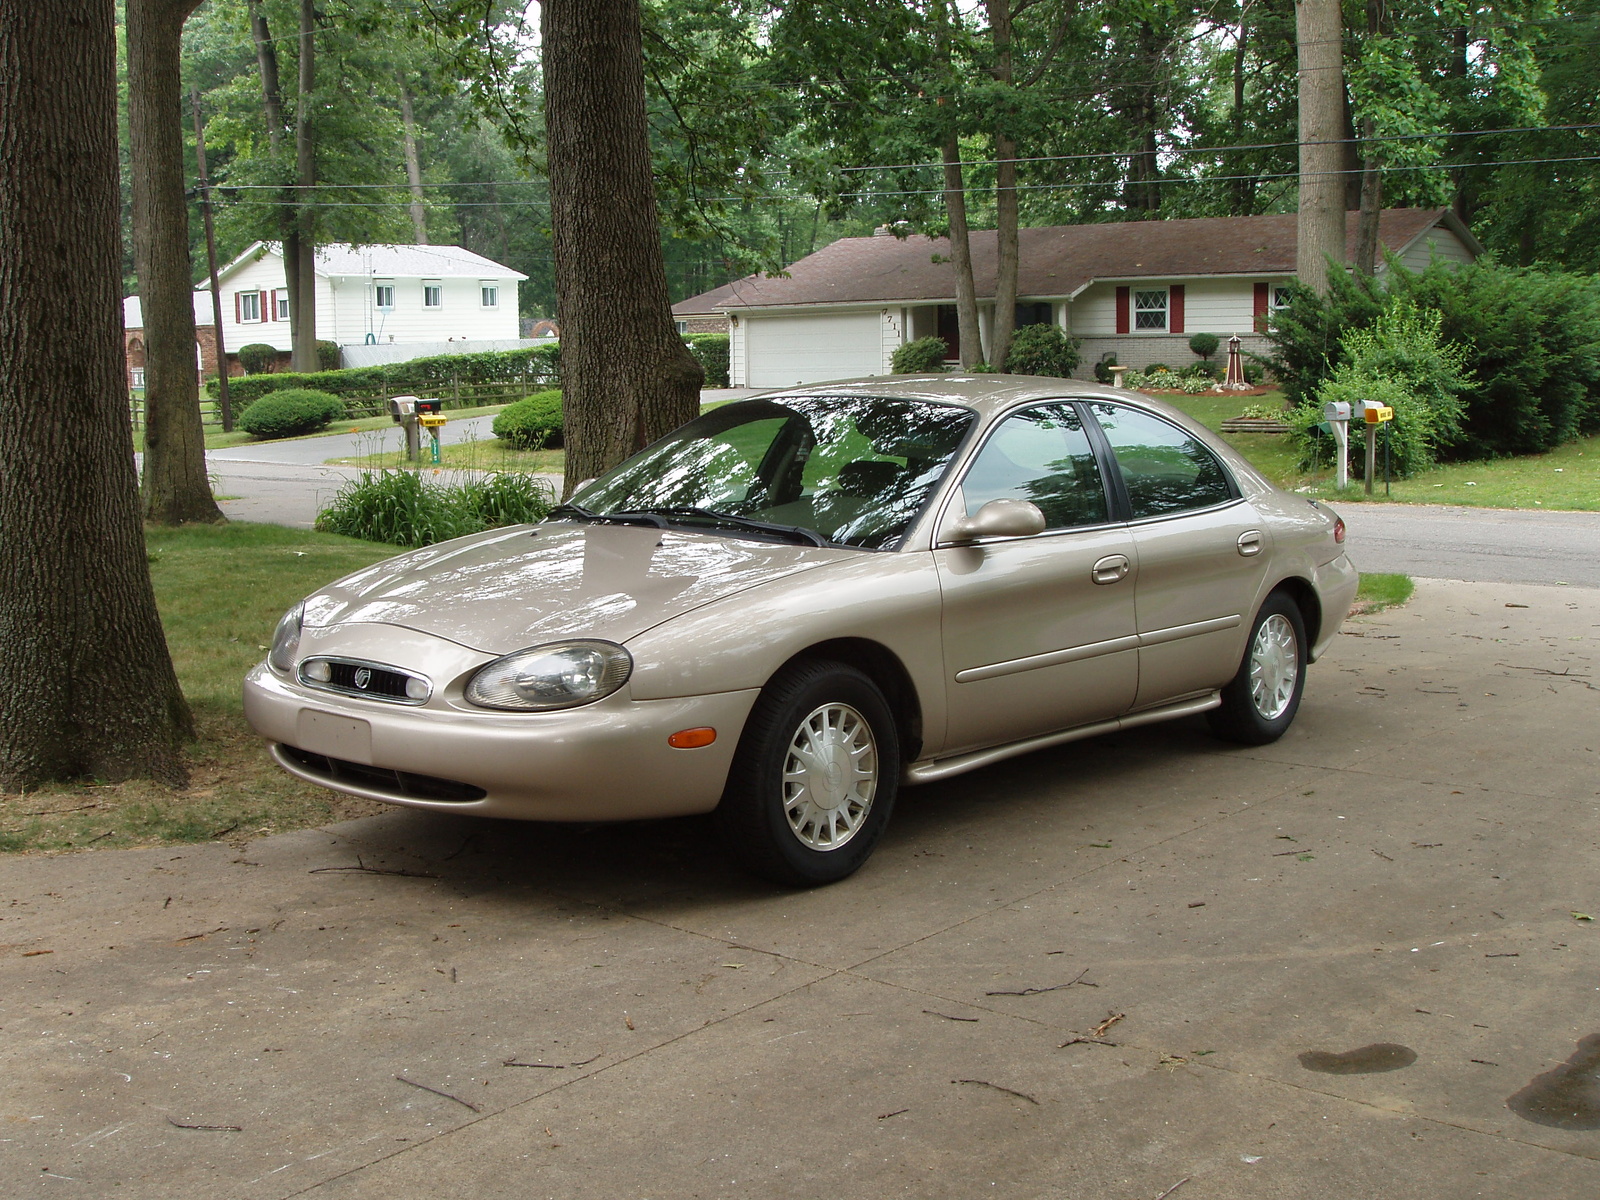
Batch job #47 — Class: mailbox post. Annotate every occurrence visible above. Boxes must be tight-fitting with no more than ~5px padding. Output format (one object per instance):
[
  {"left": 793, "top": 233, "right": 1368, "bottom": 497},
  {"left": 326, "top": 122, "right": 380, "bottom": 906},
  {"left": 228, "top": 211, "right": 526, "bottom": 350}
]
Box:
[
  {"left": 1322, "top": 400, "right": 1351, "bottom": 489},
  {"left": 416, "top": 398, "right": 446, "bottom": 466},
  {"left": 1361, "top": 400, "right": 1394, "bottom": 496},
  {"left": 388, "top": 395, "right": 420, "bottom": 461}
]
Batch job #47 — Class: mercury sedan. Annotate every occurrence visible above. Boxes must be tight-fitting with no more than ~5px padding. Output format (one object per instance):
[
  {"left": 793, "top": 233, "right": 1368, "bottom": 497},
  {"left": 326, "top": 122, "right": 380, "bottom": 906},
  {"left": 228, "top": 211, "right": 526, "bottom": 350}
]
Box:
[{"left": 245, "top": 376, "right": 1357, "bottom": 885}]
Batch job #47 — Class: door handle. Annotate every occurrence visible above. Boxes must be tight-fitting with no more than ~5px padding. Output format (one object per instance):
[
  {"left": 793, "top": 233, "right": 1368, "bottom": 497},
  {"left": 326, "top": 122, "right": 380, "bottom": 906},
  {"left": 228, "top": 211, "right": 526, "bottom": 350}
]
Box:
[
  {"left": 1091, "top": 554, "right": 1129, "bottom": 585},
  {"left": 1237, "top": 530, "right": 1264, "bottom": 557}
]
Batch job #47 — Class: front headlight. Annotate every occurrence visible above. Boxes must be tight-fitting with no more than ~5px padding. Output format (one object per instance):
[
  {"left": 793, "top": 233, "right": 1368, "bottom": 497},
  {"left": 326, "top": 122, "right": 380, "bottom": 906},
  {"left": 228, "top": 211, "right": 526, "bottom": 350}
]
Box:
[
  {"left": 268, "top": 602, "right": 306, "bottom": 674},
  {"left": 465, "top": 640, "right": 632, "bottom": 711}
]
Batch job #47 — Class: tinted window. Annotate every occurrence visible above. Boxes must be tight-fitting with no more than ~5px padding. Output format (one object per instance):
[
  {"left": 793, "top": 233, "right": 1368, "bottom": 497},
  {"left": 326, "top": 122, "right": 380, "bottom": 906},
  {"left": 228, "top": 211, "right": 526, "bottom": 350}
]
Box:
[
  {"left": 1088, "top": 403, "right": 1233, "bottom": 519},
  {"left": 961, "top": 404, "right": 1107, "bottom": 530}
]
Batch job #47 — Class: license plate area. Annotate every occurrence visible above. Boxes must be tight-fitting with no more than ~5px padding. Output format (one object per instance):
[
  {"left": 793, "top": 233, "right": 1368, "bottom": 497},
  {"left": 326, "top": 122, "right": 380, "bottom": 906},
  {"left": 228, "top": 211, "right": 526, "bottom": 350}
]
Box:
[{"left": 296, "top": 710, "right": 373, "bottom": 764}]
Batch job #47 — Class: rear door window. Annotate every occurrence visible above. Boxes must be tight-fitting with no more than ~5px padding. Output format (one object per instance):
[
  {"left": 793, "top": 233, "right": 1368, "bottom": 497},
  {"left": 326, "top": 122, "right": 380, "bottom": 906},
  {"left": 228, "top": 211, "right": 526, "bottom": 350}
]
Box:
[{"left": 1086, "top": 403, "right": 1234, "bottom": 520}]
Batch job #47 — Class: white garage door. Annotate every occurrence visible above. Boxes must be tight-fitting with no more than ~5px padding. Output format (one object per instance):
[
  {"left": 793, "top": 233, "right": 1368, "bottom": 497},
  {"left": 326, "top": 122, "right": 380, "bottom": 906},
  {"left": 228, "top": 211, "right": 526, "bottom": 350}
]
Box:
[{"left": 745, "top": 312, "right": 883, "bottom": 388}]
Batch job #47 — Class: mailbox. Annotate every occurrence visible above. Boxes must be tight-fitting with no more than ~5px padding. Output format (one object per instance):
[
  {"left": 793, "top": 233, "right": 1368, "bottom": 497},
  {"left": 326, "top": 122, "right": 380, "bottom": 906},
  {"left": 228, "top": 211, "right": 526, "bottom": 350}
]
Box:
[
  {"left": 388, "top": 396, "right": 418, "bottom": 423},
  {"left": 1323, "top": 401, "right": 1351, "bottom": 422},
  {"left": 415, "top": 398, "right": 443, "bottom": 415},
  {"left": 1363, "top": 401, "right": 1394, "bottom": 423}
]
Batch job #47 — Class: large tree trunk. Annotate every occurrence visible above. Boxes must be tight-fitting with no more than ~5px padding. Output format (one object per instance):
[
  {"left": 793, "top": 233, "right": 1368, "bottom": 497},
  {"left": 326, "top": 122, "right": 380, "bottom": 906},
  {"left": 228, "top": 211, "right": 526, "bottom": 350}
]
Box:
[
  {"left": 1230, "top": 6, "right": 1254, "bottom": 215},
  {"left": 941, "top": 135, "right": 984, "bottom": 369},
  {"left": 399, "top": 79, "right": 429, "bottom": 244},
  {"left": 542, "top": 0, "right": 703, "bottom": 495},
  {"left": 1295, "top": 0, "right": 1346, "bottom": 295},
  {"left": 290, "top": 0, "right": 318, "bottom": 373},
  {"left": 1352, "top": 0, "right": 1384, "bottom": 275},
  {"left": 986, "top": 0, "right": 1018, "bottom": 372},
  {"left": 127, "top": 0, "right": 224, "bottom": 525},
  {"left": 0, "top": 0, "right": 192, "bottom": 788}
]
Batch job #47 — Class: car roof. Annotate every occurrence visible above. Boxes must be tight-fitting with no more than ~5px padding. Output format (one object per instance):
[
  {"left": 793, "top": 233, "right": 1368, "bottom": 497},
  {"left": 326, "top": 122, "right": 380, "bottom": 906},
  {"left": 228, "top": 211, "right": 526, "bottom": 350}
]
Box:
[{"left": 749, "top": 374, "right": 1159, "bottom": 420}]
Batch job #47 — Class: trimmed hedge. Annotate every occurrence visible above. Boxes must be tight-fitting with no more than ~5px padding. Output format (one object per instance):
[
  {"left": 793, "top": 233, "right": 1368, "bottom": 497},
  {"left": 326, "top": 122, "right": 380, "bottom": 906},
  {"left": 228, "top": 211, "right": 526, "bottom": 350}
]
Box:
[
  {"left": 892, "top": 336, "right": 951, "bottom": 374},
  {"left": 685, "top": 332, "right": 730, "bottom": 388},
  {"left": 316, "top": 340, "right": 340, "bottom": 371},
  {"left": 237, "top": 388, "right": 345, "bottom": 439},
  {"left": 1004, "top": 324, "right": 1081, "bottom": 377},
  {"left": 1188, "top": 332, "right": 1221, "bottom": 361},
  {"left": 238, "top": 343, "right": 278, "bottom": 374},
  {"left": 208, "top": 342, "right": 562, "bottom": 407},
  {"left": 492, "top": 389, "right": 564, "bottom": 449}
]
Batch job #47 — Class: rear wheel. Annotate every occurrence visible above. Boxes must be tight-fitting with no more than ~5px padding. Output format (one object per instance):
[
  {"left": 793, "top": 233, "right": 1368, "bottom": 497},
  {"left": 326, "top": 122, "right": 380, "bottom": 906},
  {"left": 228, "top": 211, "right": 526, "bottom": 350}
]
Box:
[
  {"left": 715, "top": 660, "right": 899, "bottom": 886},
  {"left": 1207, "top": 592, "right": 1306, "bottom": 745}
]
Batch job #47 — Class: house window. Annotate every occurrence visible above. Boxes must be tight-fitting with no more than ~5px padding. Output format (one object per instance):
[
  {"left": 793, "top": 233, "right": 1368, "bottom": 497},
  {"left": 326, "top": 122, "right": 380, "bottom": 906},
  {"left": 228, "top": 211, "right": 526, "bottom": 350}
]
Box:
[
  {"left": 1133, "top": 288, "right": 1168, "bottom": 331},
  {"left": 480, "top": 282, "right": 499, "bottom": 308},
  {"left": 237, "top": 290, "right": 263, "bottom": 323},
  {"left": 423, "top": 281, "right": 443, "bottom": 309},
  {"left": 374, "top": 281, "right": 395, "bottom": 310},
  {"left": 130, "top": 367, "right": 146, "bottom": 388},
  {"left": 676, "top": 319, "right": 687, "bottom": 334},
  {"left": 273, "top": 288, "right": 289, "bottom": 321}
]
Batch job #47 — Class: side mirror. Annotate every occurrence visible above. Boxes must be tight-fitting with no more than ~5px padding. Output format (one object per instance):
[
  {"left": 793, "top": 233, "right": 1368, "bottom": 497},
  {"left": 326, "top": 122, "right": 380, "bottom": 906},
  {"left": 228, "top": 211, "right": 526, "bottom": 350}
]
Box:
[{"left": 943, "top": 498, "right": 1047, "bottom": 545}]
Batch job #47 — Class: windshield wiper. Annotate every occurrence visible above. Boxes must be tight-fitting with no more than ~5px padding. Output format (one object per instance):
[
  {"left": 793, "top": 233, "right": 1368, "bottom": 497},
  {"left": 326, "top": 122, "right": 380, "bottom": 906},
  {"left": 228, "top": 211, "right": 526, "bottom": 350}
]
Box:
[
  {"left": 613, "top": 505, "right": 830, "bottom": 547},
  {"left": 546, "top": 503, "right": 667, "bottom": 529}
]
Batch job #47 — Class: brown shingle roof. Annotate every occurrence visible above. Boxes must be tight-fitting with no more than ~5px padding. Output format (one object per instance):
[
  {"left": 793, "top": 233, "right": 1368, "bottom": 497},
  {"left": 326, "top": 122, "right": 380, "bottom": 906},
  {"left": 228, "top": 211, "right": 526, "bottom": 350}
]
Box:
[{"left": 673, "top": 208, "right": 1464, "bottom": 314}]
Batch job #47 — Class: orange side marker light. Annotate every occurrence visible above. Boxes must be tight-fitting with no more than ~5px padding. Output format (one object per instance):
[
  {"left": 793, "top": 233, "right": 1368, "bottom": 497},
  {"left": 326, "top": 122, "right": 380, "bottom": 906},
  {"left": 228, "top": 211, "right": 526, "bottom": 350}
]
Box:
[{"left": 668, "top": 727, "right": 717, "bottom": 749}]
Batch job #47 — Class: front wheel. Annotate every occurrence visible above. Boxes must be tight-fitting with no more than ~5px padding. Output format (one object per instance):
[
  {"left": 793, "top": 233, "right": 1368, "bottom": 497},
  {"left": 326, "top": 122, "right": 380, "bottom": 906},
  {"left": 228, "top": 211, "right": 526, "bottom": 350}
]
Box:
[
  {"left": 1207, "top": 592, "right": 1307, "bottom": 745},
  {"left": 714, "top": 660, "right": 899, "bottom": 886}
]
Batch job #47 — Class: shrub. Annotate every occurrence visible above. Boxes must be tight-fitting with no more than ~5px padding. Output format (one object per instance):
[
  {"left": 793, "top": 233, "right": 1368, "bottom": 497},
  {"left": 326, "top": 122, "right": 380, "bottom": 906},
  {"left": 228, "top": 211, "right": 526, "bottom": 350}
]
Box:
[
  {"left": 1285, "top": 301, "right": 1472, "bottom": 478},
  {"left": 684, "top": 332, "right": 730, "bottom": 387},
  {"left": 238, "top": 343, "right": 279, "bottom": 375},
  {"left": 207, "top": 342, "right": 562, "bottom": 407},
  {"left": 892, "top": 336, "right": 951, "bottom": 374},
  {"left": 1093, "top": 353, "right": 1118, "bottom": 384},
  {"left": 315, "top": 468, "right": 552, "bottom": 548},
  {"left": 1188, "top": 332, "right": 1221, "bottom": 362},
  {"left": 237, "top": 387, "right": 345, "bottom": 439},
  {"left": 492, "top": 388, "right": 564, "bottom": 449},
  {"left": 1183, "top": 361, "right": 1222, "bottom": 381},
  {"left": 316, "top": 340, "right": 342, "bottom": 371},
  {"left": 1143, "top": 362, "right": 1171, "bottom": 374},
  {"left": 1004, "top": 324, "right": 1082, "bottom": 377}
]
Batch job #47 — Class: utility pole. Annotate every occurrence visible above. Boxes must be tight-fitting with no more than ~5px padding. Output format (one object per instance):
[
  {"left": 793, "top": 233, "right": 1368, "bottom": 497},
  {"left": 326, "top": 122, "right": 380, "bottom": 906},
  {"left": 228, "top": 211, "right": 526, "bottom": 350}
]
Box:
[
  {"left": 191, "top": 88, "right": 232, "bottom": 431},
  {"left": 1295, "top": 0, "right": 1346, "bottom": 295}
]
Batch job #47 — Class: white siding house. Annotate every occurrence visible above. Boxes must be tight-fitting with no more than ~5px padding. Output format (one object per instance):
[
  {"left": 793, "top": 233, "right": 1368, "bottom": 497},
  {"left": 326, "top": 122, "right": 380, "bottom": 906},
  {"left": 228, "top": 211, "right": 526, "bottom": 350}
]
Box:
[
  {"left": 675, "top": 209, "right": 1481, "bottom": 386},
  {"left": 204, "top": 242, "right": 526, "bottom": 356}
]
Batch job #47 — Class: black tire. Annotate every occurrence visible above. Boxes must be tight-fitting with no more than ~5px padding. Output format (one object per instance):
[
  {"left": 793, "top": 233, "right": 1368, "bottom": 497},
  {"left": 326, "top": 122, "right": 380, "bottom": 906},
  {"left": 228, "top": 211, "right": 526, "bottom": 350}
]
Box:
[
  {"left": 714, "top": 660, "right": 899, "bottom": 887},
  {"left": 1207, "top": 591, "right": 1307, "bottom": 745}
]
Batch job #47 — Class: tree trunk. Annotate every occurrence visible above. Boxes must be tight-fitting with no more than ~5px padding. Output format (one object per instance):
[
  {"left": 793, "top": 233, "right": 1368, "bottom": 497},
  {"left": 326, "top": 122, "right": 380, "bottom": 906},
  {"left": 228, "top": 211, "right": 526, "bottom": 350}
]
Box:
[
  {"left": 1295, "top": 0, "right": 1346, "bottom": 295},
  {"left": 399, "top": 78, "right": 428, "bottom": 244},
  {"left": 1230, "top": 5, "right": 1253, "bottom": 215},
  {"left": 941, "top": 133, "right": 984, "bottom": 368},
  {"left": 0, "top": 0, "right": 192, "bottom": 788},
  {"left": 249, "top": 0, "right": 299, "bottom": 351},
  {"left": 1352, "top": 0, "right": 1384, "bottom": 275},
  {"left": 127, "top": 0, "right": 223, "bottom": 525},
  {"left": 291, "top": 0, "right": 318, "bottom": 373},
  {"left": 542, "top": 0, "right": 703, "bottom": 495},
  {"left": 986, "top": 0, "right": 1017, "bottom": 373}
]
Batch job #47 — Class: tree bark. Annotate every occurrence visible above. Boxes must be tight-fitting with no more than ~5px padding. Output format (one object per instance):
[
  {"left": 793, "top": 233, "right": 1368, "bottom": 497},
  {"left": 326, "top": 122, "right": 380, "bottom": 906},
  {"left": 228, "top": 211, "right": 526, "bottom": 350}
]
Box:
[
  {"left": 127, "top": 0, "right": 223, "bottom": 525},
  {"left": 291, "top": 0, "right": 318, "bottom": 373},
  {"left": 986, "top": 0, "right": 1017, "bottom": 373},
  {"left": 1295, "top": 0, "right": 1346, "bottom": 295},
  {"left": 0, "top": 0, "right": 192, "bottom": 788},
  {"left": 399, "top": 78, "right": 429, "bottom": 244},
  {"left": 1230, "top": 4, "right": 1254, "bottom": 215},
  {"left": 941, "top": 134, "right": 984, "bottom": 369},
  {"left": 1352, "top": 0, "right": 1384, "bottom": 275},
  {"left": 542, "top": 0, "right": 703, "bottom": 494}
]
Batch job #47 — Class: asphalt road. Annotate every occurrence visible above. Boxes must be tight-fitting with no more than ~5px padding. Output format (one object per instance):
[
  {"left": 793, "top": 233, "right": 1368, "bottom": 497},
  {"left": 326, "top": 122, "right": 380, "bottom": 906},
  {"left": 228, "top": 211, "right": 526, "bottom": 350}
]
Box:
[{"left": 1338, "top": 503, "right": 1600, "bottom": 588}]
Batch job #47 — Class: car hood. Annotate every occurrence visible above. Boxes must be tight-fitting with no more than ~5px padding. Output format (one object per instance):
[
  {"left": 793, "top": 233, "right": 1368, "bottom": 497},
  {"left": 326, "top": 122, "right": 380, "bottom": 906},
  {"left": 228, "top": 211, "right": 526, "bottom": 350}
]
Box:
[{"left": 301, "top": 521, "right": 852, "bottom": 655}]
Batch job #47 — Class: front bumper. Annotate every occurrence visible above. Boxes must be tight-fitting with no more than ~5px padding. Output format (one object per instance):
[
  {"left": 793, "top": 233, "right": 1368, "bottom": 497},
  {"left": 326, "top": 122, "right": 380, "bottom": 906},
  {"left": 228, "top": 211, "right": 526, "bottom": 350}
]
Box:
[{"left": 244, "top": 661, "right": 759, "bottom": 822}]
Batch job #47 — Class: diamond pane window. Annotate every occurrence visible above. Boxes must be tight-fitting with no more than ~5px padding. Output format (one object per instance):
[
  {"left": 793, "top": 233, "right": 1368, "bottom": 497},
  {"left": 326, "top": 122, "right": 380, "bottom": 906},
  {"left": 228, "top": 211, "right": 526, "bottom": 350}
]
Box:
[{"left": 1133, "top": 289, "right": 1168, "bottom": 331}]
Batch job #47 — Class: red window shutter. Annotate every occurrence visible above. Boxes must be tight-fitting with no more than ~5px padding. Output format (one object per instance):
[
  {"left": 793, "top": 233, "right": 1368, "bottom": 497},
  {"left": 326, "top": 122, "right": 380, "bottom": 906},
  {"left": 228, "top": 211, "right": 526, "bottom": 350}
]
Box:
[
  {"left": 1115, "top": 286, "right": 1130, "bottom": 335},
  {"left": 1253, "top": 282, "right": 1269, "bottom": 333},
  {"left": 270, "top": 291, "right": 279, "bottom": 322},
  {"left": 234, "top": 291, "right": 242, "bottom": 323},
  {"left": 259, "top": 291, "right": 268, "bottom": 322},
  {"left": 1169, "top": 284, "right": 1185, "bottom": 334}
]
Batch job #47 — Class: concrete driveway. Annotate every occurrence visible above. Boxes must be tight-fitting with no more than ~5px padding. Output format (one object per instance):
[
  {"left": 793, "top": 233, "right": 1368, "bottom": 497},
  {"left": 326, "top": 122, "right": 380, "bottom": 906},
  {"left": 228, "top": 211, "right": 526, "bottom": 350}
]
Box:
[{"left": 3, "top": 579, "right": 1597, "bottom": 1198}]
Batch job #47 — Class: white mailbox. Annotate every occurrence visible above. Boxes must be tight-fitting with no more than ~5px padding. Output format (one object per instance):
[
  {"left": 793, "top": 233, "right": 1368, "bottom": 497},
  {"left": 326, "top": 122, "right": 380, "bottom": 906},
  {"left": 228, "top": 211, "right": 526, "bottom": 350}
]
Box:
[{"left": 1323, "top": 400, "right": 1351, "bottom": 422}]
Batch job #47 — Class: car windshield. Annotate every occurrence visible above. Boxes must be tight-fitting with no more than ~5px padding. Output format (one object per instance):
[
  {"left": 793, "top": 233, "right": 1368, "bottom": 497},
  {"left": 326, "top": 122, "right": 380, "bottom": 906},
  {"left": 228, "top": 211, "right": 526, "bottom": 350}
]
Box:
[{"left": 562, "top": 396, "right": 976, "bottom": 550}]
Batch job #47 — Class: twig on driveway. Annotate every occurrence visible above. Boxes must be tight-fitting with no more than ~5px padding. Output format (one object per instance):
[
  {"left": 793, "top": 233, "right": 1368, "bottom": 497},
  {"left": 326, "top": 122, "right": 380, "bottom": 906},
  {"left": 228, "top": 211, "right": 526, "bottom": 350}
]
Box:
[
  {"left": 923, "top": 1010, "right": 979, "bottom": 1022},
  {"left": 167, "top": 1117, "right": 242, "bottom": 1132},
  {"left": 1154, "top": 1178, "right": 1191, "bottom": 1200},
  {"left": 952, "top": 1078, "right": 1039, "bottom": 1105},
  {"left": 395, "top": 1074, "right": 480, "bottom": 1112},
  {"left": 310, "top": 854, "right": 438, "bottom": 879},
  {"left": 986, "top": 967, "right": 1095, "bottom": 996}
]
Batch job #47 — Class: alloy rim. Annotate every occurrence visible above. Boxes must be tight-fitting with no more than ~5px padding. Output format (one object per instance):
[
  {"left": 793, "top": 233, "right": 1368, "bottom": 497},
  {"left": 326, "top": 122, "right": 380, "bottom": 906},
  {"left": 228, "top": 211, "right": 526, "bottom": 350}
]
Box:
[
  {"left": 1249, "top": 613, "right": 1299, "bottom": 720},
  {"left": 782, "top": 702, "right": 878, "bottom": 851}
]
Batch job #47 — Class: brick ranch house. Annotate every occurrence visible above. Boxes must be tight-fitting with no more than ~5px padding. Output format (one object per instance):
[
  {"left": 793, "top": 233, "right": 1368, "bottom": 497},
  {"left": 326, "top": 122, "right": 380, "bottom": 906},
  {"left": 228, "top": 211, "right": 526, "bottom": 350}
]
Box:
[{"left": 671, "top": 208, "right": 1480, "bottom": 389}]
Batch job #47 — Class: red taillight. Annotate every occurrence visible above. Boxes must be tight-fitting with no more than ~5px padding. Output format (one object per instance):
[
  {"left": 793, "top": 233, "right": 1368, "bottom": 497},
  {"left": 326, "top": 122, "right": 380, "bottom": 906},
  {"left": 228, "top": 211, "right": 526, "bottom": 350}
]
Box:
[{"left": 1333, "top": 517, "right": 1346, "bottom": 544}]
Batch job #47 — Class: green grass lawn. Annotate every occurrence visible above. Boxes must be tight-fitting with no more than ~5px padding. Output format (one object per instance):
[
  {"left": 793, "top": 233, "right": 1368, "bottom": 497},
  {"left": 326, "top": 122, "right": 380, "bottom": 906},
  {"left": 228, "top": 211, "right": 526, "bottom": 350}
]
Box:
[
  {"left": 0, "top": 523, "right": 398, "bottom": 853},
  {"left": 1160, "top": 389, "right": 1599, "bottom": 511},
  {"left": 328, "top": 434, "right": 564, "bottom": 475},
  {"left": 132, "top": 403, "right": 516, "bottom": 453}
]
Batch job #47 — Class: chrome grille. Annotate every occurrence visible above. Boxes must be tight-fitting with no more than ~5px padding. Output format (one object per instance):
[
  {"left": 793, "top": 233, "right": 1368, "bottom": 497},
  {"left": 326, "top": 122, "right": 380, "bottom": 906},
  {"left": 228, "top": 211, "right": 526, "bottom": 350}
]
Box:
[{"left": 297, "top": 657, "right": 431, "bottom": 705}]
